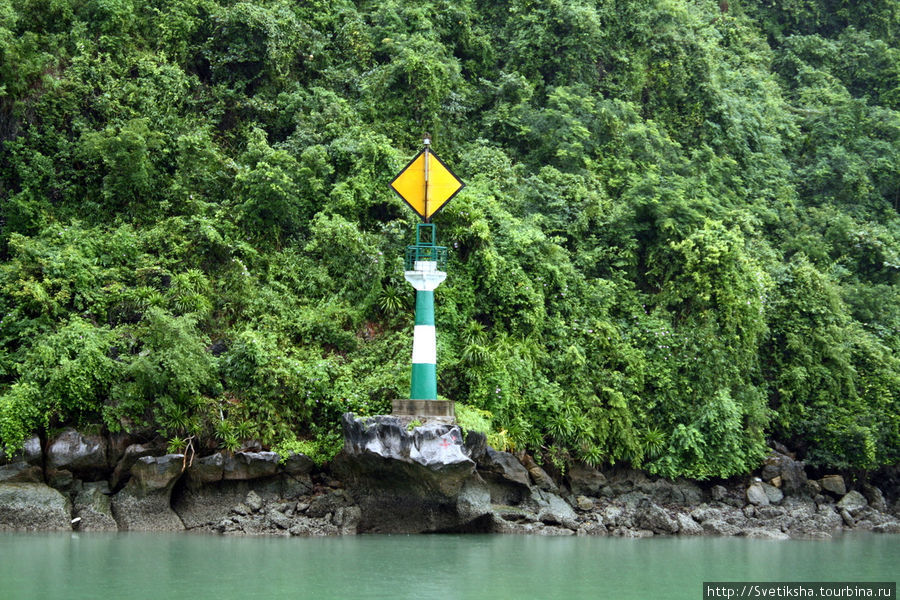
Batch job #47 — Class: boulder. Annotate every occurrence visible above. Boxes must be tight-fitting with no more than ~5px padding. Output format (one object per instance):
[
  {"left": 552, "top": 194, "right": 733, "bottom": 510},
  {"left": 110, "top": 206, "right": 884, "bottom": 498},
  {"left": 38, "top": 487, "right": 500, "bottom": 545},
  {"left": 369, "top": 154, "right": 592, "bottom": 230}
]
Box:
[
  {"left": 518, "top": 454, "right": 559, "bottom": 492},
  {"left": 74, "top": 483, "right": 118, "bottom": 531},
  {"left": 334, "top": 413, "right": 492, "bottom": 533},
  {"left": 860, "top": 484, "right": 887, "bottom": 512},
  {"left": 872, "top": 521, "right": 900, "bottom": 534},
  {"left": 0, "top": 438, "right": 43, "bottom": 483},
  {"left": 47, "top": 469, "right": 75, "bottom": 492},
  {"left": 111, "top": 454, "right": 185, "bottom": 531},
  {"left": 636, "top": 478, "right": 703, "bottom": 505},
  {"left": 575, "top": 495, "right": 594, "bottom": 511},
  {"left": 306, "top": 489, "right": 354, "bottom": 518},
  {"left": 691, "top": 505, "right": 727, "bottom": 524},
  {"left": 747, "top": 483, "right": 770, "bottom": 506},
  {"left": 222, "top": 452, "right": 280, "bottom": 480},
  {"left": 476, "top": 447, "right": 531, "bottom": 505},
  {"left": 245, "top": 490, "right": 264, "bottom": 512},
  {"left": 46, "top": 428, "right": 109, "bottom": 479},
  {"left": 788, "top": 505, "right": 844, "bottom": 538},
  {"left": 701, "top": 518, "right": 741, "bottom": 536},
  {"left": 110, "top": 442, "right": 162, "bottom": 489},
  {"left": 533, "top": 489, "right": 578, "bottom": 530},
  {"left": 462, "top": 431, "right": 488, "bottom": 462},
  {"left": 820, "top": 475, "right": 846, "bottom": 496},
  {"left": 477, "top": 448, "right": 531, "bottom": 488},
  {"left": 836, "top": 490, "right": 868, "bottom": 516},
  {"left": 676, "top": 513, "right": 703, "bottom": 535},
  {"left": 762, "top": 482, "right": 784, "bottom": 505},
  {"left": 636, "top": 501, "right": 679, "bottom": 534},
  {"left": 710, "top": 485, "right": 728, "bottom": 501},
  {"left": 0, "top": 483, "right": 72, "bottom": 531},
  {"left": 566, "top": 463, "right": 607, "bottom": 496},
  {"left": 0, "top": 462, "right": 42, "bottom": 483},
  {"left": 281, "top": 452, "right": 315, "bottom": 477},
  {"left": 743, "top": 528, "right": 790, "bottom": 540},
  {"left": 760, "top": 452, "right": 807, "bottom": 495}
]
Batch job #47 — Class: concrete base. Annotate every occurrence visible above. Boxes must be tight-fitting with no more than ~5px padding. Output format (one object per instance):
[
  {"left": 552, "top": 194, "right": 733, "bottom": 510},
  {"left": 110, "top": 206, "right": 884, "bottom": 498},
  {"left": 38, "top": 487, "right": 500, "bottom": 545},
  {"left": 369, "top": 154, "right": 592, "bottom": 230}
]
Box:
[{"left": 392, "top": 399, "right": 455, "bottom": 420}]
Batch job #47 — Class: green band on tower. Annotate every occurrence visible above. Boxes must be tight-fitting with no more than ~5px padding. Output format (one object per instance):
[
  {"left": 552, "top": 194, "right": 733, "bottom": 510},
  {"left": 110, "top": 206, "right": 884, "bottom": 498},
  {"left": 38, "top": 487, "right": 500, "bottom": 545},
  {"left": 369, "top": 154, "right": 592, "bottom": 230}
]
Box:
[
  {"left": 410, "top": 290, "right": 437, "bottom": 399},
  {"left": 415, "top": 290, "right": 434, "bottom": 325}
]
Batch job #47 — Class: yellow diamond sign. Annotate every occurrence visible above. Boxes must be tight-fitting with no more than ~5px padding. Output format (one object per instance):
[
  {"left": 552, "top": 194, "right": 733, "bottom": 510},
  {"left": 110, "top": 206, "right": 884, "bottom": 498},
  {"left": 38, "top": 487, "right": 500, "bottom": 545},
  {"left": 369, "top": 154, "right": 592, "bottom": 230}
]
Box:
[{"left": 390, "top": 148, "right": 465, "bottom": 221}]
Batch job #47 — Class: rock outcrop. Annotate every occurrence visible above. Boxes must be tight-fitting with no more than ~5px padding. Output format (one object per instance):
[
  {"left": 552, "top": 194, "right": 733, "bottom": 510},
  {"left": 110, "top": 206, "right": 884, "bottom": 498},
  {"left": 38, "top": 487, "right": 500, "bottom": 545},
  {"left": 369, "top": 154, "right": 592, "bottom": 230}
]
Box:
[
  {"left": 334, "top": 414, "right": 492, "bottom": 533},
  {"left": 111, "top": 454, "right": 186, "bottom": 531},
  {"left": 0, "top": 483, "right": 72, "bottom": 531},
  {"left": 3, "top": 424, "right": 900, "bottom": 540}
]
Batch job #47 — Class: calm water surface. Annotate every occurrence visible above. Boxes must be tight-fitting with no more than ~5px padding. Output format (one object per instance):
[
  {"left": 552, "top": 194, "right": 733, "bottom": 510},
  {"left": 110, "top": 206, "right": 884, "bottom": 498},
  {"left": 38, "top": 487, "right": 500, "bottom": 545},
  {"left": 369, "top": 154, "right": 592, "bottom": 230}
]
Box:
[{"left": 0, "top": 532, "right": 896, "bottom": 599}]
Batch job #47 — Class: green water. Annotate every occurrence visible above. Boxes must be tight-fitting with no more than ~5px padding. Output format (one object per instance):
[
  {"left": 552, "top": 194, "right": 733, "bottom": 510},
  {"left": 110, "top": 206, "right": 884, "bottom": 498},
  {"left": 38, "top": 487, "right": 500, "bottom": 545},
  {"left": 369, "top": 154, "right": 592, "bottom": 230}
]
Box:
[{"left": 0, "top": 533, "right": 896, "bottom": 600}]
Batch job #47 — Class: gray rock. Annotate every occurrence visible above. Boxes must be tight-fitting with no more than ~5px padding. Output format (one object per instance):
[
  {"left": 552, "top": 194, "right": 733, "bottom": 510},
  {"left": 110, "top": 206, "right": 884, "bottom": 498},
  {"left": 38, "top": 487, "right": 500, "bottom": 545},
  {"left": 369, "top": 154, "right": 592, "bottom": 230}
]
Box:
[
  {"left": 111, "top": 454, "right": 185, "bottom": 531},
  {"left": 762, "top": 482, "right": 784, "bottom": 505},
  {"left": 519, "top": 454, "right": 558, "bottom": 492},
  {"left": 477, "top": 448, "right": 531, "bottom": 487},
  {"left": 535, "top": 525, "right": 575, "bottom": 536},
  {"left": 601, "top": 505, "right": 625, "bottom": 528},
  {"left": 74, "top": 483, "right": 117, "bottom": 531},
  {"left": 46, "top": 428, "right": 110, "bottom": 479},
  {"left": 534, "top": 489, "right": 578, "bottom": 530},
  {"left": 0, "top": 483, "right": 72, "bottom": 531},
  {"left": 872, "top": 521, "right": 900, "bottom": 534},
  {"left": 105, "top": 433, "right": 134, "bottom": 472},
  {"left": 267, "top": 510, "right": 291, "bottom": 530},
  {"left": 860, "top": 484, "right": 887, "bottom": 512},
  {"left": 676, "top": 513, "right": 703, "bottom": 535},
  {"left": 306, "top": 490, "right": 353, "bottom": 518},
  {"left": 222, "top": 452, "right": 280, "bottom": 480},
  {"left": 47, "top": 469, "right": 75, "bottom": 491},
  {"left": 187, "top": 452, "right": 226, "bottom": 483},
  {"left": 789, "top": 505, "right": 844, "bottom": 538},
  {"left": 0, "top": 448, "right": 43, "bottom": 484},
  {"left": 805, "top": 479, "right": 821, "bottom": 496},
  {"left": 836, "top": 490, "right": 867, "bottom": 516},
  {"left": 333, "top": 506, "right": 362, "bottom": 533},
  {"left": 820, "top": 475, "right": 846, "bottom": 496},
  {"left": 691, "top": 505, "right": 726, "bottom": 524},
  {"left": 612, "top": 527, "right": 654, "bottom": 538},
  {"left": 566, "top": 463, "right": 607, "bottom": 496},
  {"left": 636, "top": 501, "right": 679, "bottom": 534},
  {"left": 334, "top": 413, "right": 492, "bottom": 533},
  {"left": 711, "top": 485, "right": 727, "bottom": 501},
  {"left": 476, "top": 448, "right": 532, "bottom": 505},
  {"left": 173, "top": 477, "right": 303, "bottom": 529},
  {"left": 637, "top": 478, "right": 703, "bottom": 506},
  {"left": 701, "top": 518, "right": 741, "bottom": 536},
  {"left": 245, "top": 490, "right": 264, "bottom": 512},
  {"left": 281, "top": 452, "right": 314, "bottom": 477},
  {"left": 760, "top": 452, "right": 807, "bottom": 495},
  {"left": 840, "top": 509, "right": 855, "bottom": 527},
  {"left": 462, "top": 431, "right": 487, "bottom": 462},
  {"left": 743, "top": 528, "right": 790, "bottom": 540},
  {"left": 0, "top": 436, "right": 43, "bottom": 477},
  {"left": 110, "top": 443, "right": 163, "bottom": 489},
  {"left": 747, "top": 483, "right": 770, "bottom": 506},
  {"left": 576, "top": 495, "right": 594, "bottom": 511}
]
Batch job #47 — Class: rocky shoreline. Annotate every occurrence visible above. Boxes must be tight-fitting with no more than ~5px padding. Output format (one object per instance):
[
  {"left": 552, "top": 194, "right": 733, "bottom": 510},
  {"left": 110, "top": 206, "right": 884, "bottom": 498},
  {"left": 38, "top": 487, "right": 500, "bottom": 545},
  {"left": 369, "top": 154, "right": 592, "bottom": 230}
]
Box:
[{"left": 2, "top": 415, "right": 899, "bottom": 539}]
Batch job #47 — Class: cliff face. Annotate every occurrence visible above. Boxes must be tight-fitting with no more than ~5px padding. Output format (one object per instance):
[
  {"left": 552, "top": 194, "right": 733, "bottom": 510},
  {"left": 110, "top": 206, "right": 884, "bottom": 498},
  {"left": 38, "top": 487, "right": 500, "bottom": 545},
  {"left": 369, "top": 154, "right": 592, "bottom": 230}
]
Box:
[{"left": 2, "top": 419, "right": 898, "bottom": 538}]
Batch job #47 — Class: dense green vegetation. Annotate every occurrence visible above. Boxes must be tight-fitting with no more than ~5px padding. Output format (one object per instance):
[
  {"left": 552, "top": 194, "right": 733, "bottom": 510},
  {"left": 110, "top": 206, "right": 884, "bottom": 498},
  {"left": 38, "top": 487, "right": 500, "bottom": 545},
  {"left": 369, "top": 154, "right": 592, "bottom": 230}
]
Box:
[{"left": 1, "top": 0, "right": 898, "bottom": 478}]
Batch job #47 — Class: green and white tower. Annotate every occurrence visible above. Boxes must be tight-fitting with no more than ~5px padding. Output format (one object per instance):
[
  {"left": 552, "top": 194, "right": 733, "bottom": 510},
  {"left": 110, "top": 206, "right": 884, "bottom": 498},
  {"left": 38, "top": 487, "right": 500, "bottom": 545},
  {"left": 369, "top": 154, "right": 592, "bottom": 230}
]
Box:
[{"left": 389, "top": 136, "right": 464, "bottom": 419}]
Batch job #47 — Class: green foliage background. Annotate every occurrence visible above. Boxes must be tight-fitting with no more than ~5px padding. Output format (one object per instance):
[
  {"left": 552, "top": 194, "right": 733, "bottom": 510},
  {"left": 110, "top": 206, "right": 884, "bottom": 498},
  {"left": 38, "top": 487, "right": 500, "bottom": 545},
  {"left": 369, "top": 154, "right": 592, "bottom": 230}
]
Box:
[{"left": 1, "top": 0, "right": 898, "bottom": 477}]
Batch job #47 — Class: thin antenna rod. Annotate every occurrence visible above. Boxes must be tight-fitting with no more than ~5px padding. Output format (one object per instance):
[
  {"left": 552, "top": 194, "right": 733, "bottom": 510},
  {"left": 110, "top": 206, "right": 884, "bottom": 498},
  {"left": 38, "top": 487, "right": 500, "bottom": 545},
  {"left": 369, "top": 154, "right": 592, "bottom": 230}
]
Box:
[{"left": 423, "top": 134, "right": 431, "bottom": 222}]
